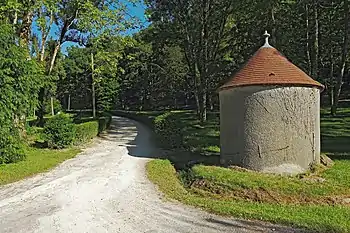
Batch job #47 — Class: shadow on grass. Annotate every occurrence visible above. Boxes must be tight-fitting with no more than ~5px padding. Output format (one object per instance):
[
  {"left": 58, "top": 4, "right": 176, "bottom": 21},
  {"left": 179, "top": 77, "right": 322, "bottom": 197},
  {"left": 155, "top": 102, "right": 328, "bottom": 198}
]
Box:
[
  {"left": 321, "top": 109, "right": 350, "bottom": 159},
  {"left": 30, "top": 141, "right": 48, "bottom": 149}
]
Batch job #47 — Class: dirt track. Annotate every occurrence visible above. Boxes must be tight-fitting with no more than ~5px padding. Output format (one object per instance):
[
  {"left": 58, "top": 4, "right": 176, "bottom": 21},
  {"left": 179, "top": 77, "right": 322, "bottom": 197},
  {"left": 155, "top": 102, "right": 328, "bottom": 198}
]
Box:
[{"left": 0, "top": 117, "right": 301, "bottom": 233}]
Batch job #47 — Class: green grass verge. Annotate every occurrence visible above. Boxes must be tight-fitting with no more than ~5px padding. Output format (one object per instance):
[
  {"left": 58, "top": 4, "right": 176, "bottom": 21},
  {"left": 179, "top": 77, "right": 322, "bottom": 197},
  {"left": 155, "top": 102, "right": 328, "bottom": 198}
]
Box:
[
  {"left": 147, "top": 159, "right": 350, "bottom": 233},
  {"left": 189, "top": 158, "right": 350, "bottom": 199},
  {"left": 0, "top": 146, "right": 80, "bottom": 186}
]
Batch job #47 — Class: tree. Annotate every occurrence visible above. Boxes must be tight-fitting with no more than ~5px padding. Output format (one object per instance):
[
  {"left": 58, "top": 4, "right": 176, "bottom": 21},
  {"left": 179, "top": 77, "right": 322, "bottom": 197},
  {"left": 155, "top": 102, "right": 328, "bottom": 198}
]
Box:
[
  {"left": 332, "top": 0, "right": 350, "bottom": 115},
  {"left": 146, "top": 0, "right": 236, "bottom": 122},
  {"left": 0, "top": 23, "right": 43, "bottom": 163}
]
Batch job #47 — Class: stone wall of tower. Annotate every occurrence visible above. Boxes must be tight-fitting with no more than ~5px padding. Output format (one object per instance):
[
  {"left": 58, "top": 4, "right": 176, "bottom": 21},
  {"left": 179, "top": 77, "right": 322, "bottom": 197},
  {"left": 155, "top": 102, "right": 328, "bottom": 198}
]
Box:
[{"left": 219, "top": 85, "right": 321, "bottom": 174}]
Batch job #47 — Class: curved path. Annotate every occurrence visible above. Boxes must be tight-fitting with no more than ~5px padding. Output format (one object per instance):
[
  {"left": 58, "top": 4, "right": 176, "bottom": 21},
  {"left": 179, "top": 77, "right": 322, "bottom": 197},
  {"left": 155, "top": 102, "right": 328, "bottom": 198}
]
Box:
[{"left": 0, "top": 117, "right": 301, "bottom": 233}]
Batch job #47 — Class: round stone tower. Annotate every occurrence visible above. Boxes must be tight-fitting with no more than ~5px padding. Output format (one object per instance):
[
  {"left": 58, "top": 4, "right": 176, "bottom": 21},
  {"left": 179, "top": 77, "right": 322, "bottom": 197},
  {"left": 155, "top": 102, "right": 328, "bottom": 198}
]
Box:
[{"left": 218, "top": 32, "right": 324, "bottom": 174}]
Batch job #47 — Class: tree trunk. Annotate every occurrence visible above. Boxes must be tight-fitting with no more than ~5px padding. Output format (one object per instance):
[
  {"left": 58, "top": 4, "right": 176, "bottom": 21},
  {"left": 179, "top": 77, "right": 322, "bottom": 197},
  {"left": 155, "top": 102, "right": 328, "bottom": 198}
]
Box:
[
  {"left": 208, "top": 93, "right": 214, "bottom": 111},
  {"left": 18, "top": 10, "right": 33, "bottom": 48},
  {"left": 51, "top": 97, "right": 55, "bottom": 116},
  {"left": 332, "top": 0, "right": 349, "bottom": 115},
  {"left": 305, "top": 4, "right": 312, "bottom": 74},
  {"left": 37, "top": 88, "right": 46, "bottom": 127},
  {"left": 270, "top": 6, "right": 277, "bottom": 46},
  {"left": 198, "top": 90, "right": 207, "bottom": 124},
  {"left": 330, "top": 62, "right": 335, "bottom": 107},
  {"left": 68, "top": 94, "right": 71, "bottom": 111},
  {"left": 311, "top": 0, "right": 319, "bottom": 80},
  {"left": 49, "top": 43, "right": 61, "bottom": 74},
  {"left": 197, "top": 0, "right": 210, "bottom": 123},
  {"left": 38, "top": 15, "right": 75, "bottom": 123},
  {"left": 91, "top": 53, "right": 96, "bottom": 118},
  {"left": 40, "top": 10, "right": 54, "bottom": 62}
]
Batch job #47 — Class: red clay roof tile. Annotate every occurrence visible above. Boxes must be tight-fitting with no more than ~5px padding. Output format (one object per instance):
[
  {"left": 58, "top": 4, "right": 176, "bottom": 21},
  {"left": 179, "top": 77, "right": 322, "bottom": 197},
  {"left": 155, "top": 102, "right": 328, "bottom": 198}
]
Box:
[{"left": 219, "top": 47, "right": 324, "bottom": 91}]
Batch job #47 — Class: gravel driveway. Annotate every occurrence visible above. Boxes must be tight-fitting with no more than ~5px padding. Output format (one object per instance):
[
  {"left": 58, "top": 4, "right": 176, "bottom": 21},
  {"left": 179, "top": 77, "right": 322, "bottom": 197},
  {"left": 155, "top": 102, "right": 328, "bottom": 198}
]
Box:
[{"left": 0, "top": 117, "right": 301, "bottom": 233}]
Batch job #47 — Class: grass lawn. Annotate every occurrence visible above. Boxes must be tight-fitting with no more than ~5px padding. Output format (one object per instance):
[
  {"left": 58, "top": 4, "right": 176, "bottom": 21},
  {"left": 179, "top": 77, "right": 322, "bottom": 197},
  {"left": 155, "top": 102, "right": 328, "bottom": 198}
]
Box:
[
  {"left": 0, "top": 147, "right": 80, "bottom": 186},
  {"left": 145, "top": 108, "right": 350, "bottom": 233}
]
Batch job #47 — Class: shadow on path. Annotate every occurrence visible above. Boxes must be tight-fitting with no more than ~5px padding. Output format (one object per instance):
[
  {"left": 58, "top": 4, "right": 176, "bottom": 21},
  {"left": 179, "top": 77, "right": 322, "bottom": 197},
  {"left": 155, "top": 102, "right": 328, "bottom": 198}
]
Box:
[{"left": 101, "top": 116, "right": 220, "bottom": 170}]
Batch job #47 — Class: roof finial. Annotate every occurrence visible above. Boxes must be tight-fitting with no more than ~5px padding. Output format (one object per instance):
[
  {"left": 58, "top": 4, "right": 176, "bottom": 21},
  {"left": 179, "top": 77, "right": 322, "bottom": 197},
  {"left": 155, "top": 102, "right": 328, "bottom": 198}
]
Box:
[{"left": 263, "top": 30, "right": 272, "bottom": 48}]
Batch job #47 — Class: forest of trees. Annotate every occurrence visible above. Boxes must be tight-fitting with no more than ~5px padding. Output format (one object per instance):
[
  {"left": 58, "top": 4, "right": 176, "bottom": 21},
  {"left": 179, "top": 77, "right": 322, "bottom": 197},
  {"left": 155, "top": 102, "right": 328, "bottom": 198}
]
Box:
[
  {"left": 1, "top": 0, "right": 350, "bottom": 160},
  {"left": 61, "top": 0, "right": 350, "bottom": 122}
]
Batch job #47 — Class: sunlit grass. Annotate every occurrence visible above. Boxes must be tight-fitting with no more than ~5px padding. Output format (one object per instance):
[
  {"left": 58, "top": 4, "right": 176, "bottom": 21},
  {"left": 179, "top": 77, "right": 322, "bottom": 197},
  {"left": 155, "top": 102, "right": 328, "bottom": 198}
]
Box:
[{"left": 0, "top": 146, "right": 80, "bottom": 185}]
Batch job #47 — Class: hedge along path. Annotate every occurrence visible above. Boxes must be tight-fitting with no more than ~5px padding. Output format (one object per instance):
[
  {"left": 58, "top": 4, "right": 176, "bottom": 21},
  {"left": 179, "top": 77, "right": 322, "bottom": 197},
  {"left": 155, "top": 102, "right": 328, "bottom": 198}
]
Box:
[{"left": 0, "top": 114, "right": 112, "bottom": 186}]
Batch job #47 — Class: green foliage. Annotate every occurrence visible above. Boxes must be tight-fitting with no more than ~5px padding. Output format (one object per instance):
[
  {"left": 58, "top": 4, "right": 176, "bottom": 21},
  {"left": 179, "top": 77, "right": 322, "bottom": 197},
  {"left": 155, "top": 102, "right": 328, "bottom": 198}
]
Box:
[
  {"left": 74, "top": 121, "right": 99, "bottom": 144},
  {"left": 0, "top": 125, "right": 25, "bottom": 164},
  {"left": 43, "top": 114, "right": 76, "bottom": 149},
  {"left": 98, "top": 115, "right": 112, "bottom": 133},
  {"left": 0, "top": 23, "right": 42, "bottom": 163},
  {"left": 154, "top": 112, "right": 183, "bottom": 148}
]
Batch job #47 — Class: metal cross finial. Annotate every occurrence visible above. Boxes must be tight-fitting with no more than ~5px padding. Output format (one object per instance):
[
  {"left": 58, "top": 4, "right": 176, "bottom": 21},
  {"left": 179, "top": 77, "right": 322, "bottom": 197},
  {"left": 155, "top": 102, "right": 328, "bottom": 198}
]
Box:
[{"left": 263, "top": 30, "right": 272, "bottom": 47}]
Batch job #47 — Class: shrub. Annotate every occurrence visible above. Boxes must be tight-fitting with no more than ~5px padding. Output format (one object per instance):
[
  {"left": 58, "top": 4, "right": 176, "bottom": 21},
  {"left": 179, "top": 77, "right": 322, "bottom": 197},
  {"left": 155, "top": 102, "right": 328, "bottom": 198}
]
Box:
[
  {"left": 43, "top": 114, "right": 76, "bottom": 149},
  {"left": 75, "top": 121, "right": 99, "bottom": 144},
  {"left": 98, "top": 115, "right": 112, "bottom": 133},
  {"left": 0, "top": 125, "right": 25, "bottom": 164},
  {"left": 154, "top": 112, "right": 183, "bottom": 149}
]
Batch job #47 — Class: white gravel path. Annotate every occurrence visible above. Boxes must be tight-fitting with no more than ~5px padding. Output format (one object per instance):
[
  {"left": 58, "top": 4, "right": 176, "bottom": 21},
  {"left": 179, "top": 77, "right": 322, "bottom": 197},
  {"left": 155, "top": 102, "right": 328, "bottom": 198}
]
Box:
[{"left": 0, "top": 117, "right": 303, "bottom": 233}]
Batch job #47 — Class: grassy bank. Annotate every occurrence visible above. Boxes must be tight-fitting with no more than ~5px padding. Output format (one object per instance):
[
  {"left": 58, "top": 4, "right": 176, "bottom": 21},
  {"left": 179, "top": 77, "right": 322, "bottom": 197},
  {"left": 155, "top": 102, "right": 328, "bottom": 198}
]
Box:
[
  {"left": 147, "top": 160, "right": 350, "bottom": 233},
  {"left": 142, "top": 108, "right": 350, "bottom": 232},
  {"left": 0, "top": 147, "right": 80, "bottom": 185}
]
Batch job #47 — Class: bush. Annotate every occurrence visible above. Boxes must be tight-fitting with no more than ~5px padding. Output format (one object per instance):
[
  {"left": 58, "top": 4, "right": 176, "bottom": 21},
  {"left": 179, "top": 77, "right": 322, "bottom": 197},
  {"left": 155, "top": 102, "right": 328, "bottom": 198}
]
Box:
[
  {"left": 0, "top": 126, "right": 25, "bottom": 164},
  {"left": 154, "top": 112, "right": 183, "bottom": 149},
  {"left": 75, "top": 121, "right": 99, "bottom": 144},
  {"left": 43, "top": 114, "right": 76, "bottom": 149},
  {"left": 98, "top": 115, "right": 112, "bottom": 133}
]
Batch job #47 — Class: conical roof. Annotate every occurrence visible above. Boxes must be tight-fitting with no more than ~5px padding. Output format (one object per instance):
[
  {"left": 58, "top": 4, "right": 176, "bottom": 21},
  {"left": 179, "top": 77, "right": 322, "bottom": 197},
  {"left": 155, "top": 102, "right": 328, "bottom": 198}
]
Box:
[{"left": 219, "top": 42, "right": 324, "bottom": 91}]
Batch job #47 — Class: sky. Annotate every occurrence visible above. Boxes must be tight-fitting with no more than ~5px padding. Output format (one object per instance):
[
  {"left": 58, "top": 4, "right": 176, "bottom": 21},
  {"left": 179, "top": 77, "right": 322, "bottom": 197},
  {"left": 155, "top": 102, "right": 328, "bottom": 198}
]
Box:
[{"left": 33, "top": 0, "right": 149, "bottom": 54}]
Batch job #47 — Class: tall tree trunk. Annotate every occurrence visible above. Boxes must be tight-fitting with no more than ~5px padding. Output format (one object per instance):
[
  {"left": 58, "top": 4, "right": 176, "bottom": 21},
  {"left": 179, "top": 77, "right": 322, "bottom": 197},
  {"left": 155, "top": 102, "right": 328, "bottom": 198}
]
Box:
[
  {"left": 51, "top": 97, "right": 55, "bottom": 116},
  {"left": 68, "top": 94, "right": 71, "bottom": 111},
  {"left": 38, "top": 17, "right": 74, "bottom": 123},
  {"left": 305, "top": 3, "right": 312, "bottom": 74},
  {"left": 91, "top": 52, "right": 96, "bottom": 119},
  {"left": 198, "top": 87, "right": 207, "bottom": 124},
  {"left": 311, "top": 0, "right": 319, "bottom": 80},
  {"left": 197, "top": 0, "right": 210, "bottom": 123},
  {"left": 332, "top": 0, "right": 349, "bottom": 115},
  {"left": 49, "top": 43, "right": 61, "bottom": 74},
  {"left": 37, "top": 88, "right": 46, "bottom": 126},
  {"left": 270, "top": 6, "right": 277, "bottom": 46},
  {"left": 330, "top": 59, "right": 335, "bottom": 107},
  {"left": 13, "top": 11, "right": 18, "bottom": 25},
  {"left": 208, "top": 93, "right": 214, "bottom": 111},
  {"left": 18, "top": 10, "right": 33, "bottom": 48},
  {"left": 40, "top": 10, "right": 54, "bottom": 62}
]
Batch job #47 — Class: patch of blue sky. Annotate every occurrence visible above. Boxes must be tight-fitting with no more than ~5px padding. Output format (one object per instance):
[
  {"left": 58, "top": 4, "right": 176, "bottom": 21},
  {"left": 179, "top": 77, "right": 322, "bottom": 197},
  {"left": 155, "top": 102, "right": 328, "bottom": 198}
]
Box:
[{"left": 32, "top": 0, "right": 149, "bottom": 55}]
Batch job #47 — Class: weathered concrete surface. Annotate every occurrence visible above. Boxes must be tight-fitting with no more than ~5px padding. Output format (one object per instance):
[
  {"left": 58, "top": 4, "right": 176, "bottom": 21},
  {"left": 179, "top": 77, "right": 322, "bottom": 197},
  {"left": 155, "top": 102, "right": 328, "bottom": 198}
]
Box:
[
  {"left": 0, "top": 117, "right": 303, "bottom": 233},
  {"left": 220, "top": 86, "right": 321, "bottom": 174}
]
